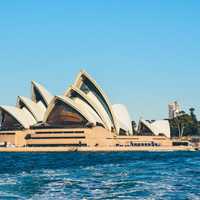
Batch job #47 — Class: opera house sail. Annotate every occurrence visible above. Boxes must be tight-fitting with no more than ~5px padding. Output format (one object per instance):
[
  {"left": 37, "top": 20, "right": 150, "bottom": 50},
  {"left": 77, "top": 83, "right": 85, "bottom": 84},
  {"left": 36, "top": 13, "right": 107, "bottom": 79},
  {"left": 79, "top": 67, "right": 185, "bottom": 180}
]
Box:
[
  {"left": 138, "top": 119, "right": 171, "bottom": 138},
  {"left": 44, "top": 96, "right": 93, "bottom": 128},
  {"left": 72, "top": 71, "right": 118, "bottom": 132},
  {"left": 0, "top": 70, "right": 192, "bottom": 152}
]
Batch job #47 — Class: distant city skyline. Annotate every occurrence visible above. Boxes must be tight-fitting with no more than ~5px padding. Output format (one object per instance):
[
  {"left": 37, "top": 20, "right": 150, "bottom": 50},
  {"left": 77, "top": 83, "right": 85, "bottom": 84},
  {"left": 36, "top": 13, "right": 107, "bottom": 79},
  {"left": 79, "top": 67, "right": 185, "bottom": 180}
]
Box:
[{"left": 0, "top": 1, "right": 200, "bottom": 121}]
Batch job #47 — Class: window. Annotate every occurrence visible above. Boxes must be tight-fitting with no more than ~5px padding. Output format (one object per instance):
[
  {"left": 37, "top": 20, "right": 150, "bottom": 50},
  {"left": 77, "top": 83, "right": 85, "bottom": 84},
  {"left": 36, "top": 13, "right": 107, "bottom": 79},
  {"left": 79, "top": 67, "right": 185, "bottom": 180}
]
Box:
[{"left": 46, "top": 100, "right": 88, "bottom": 128}]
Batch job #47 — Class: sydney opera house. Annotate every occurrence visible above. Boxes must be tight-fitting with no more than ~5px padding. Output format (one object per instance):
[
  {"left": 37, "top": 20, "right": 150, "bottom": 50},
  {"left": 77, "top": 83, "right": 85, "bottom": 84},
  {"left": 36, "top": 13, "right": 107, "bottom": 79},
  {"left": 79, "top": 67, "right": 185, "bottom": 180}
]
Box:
[{"left": 0, "top": 70, "right": 191, "bottom": 151}]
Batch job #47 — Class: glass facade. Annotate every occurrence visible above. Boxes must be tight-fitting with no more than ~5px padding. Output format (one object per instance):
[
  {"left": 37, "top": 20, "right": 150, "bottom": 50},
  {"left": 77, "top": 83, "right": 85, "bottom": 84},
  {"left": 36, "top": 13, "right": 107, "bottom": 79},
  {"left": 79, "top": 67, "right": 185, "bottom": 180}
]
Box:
[
  {"left": 46, "top": 100, "right": 88, "bottom": 128},
  {"left": 0, "top": 110, "right": 23, "bottom": 130},
  {"left": 139, "top": 123, "right": 154, "bottom": 136}
]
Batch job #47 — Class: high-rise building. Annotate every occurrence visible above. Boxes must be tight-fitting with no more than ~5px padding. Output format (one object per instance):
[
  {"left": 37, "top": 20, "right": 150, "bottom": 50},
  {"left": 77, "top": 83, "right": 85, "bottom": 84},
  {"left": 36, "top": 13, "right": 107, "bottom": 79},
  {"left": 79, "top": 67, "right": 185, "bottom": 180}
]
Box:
[{"left": 168, "top": 101, "right": 181, "bottom": 119}]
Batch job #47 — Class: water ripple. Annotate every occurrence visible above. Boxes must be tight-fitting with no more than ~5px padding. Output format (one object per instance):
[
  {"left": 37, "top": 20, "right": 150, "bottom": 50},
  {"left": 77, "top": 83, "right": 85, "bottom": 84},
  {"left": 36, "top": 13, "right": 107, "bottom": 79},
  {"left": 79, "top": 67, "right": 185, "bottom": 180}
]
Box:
[{"left": 0, "top": 152, "right": 199, "bottom": 199}]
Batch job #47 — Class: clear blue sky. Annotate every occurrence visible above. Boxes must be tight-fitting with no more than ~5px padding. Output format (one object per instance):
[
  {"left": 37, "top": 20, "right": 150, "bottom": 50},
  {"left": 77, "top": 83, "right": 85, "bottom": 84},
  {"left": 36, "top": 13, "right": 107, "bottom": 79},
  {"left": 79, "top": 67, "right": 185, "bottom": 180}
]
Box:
[{"left": 0, "top": 1, "right": 200, "bottom": 121}]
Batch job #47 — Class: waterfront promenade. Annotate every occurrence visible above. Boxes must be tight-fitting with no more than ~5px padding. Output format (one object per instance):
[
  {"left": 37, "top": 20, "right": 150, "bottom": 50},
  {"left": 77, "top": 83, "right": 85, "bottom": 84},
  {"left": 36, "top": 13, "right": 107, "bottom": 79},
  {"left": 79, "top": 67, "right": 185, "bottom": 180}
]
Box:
[{"left": 0, "top": 145, "right": 195, "bottom": 152}]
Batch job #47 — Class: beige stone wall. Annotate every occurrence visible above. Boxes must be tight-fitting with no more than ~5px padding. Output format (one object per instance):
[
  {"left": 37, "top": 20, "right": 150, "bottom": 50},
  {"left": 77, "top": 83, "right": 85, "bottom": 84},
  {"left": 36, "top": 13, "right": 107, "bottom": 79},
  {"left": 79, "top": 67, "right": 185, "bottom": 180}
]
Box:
[
  {"left": 0, "top": 127, "right": 173, "bottom": 148},
  {"left": 84, "top": 127, "right": 114, "bottom": 147},
  {"left": 15, "top": 131, "right": 29, "bottom": 147},
  {"left": 0, "top": 132, "right": 16, "bottom": 145},
  {"left": 114, "top": 135, "right": 173, "bottom": 147}
]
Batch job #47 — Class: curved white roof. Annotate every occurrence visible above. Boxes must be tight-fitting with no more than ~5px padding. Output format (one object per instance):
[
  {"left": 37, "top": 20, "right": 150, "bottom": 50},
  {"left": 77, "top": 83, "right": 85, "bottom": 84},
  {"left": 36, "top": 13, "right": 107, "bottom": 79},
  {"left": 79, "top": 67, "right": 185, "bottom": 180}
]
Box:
[
  {"left": 112, "top": 104, "right": 132, "bottom": 135},
  {"left": 17, "top": 96, "right": 45, "bottom": 122},
  {"left": 65, "top": 86, "right": 101, "bottom": 118},
  {"left": 152, "top": 120, "right": 171, "bottom": 138},
  {"left": 65, "top": 86, "right": 105, "bottom": 126},
  {"left": 0, "top": 106, "right": 36, "bottom": 129},
  {"left": 138, "top": 119, "right": 171, "bottom": 138},
  {"left": 44, "top": 96, "right": 98, "bottom": 125},
  {"left": 31, "top": 81, "right": 53, "bottom": 107},
  {"left": 71, "top": 97, "right": 102, "bottom": 125},
  {"left": 73, "top": 70, "right": 118, "bottom": 132}
]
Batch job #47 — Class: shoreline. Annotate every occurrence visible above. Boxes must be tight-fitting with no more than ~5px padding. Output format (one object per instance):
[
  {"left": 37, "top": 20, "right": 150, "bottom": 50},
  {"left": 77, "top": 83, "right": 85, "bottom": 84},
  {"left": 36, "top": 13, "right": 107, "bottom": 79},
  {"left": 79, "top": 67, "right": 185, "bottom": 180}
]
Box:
[{"left": 0, "top": 146, "right": 197, "bottom": 153}]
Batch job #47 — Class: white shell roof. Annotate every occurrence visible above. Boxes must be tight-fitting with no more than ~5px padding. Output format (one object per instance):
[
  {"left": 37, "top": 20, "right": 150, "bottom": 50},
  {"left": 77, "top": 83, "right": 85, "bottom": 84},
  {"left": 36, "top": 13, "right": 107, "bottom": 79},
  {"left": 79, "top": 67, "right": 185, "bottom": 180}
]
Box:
[
  {"left": 73, "top": 70, "right": 119, "bottom": 132},
  {"left": 0, "top": 106, "right": 36, "bottom": 129},
  {"left": 67, "top": 88, "right": 104, "bottom": 123},
  {"left": 72, "top": 97, "right": 103, "bottom": 125},
  {"left": 65, "top": 86, "right": 108, "bottom": 129},
  {"left": 44, "top": 96, "right": 98, "bottom": 125},
  {"left": 86, "top": 91, "right": 113, "bottom": 130},
  {"left": 17, "top": 96, "right": 45, "bottom": 122},
  {"left": 31, "top": 81, "right": 53, "bottom": 106},
  {"left": 112, "top": 104, "right": 132, "bottom": 135},
  {"left": 139, "top": 119, "right": 171, "bottom": 138}
]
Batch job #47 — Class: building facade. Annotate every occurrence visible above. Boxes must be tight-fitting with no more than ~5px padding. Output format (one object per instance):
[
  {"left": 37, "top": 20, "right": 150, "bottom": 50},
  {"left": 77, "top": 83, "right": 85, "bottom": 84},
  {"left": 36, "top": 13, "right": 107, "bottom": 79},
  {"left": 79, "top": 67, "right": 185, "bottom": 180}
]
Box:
[
  {"left": 0, "top": 70, "right": 176, "bottom": 151},
  {"left": 168, "top": 101, "right": 181, "bottom": 119}
]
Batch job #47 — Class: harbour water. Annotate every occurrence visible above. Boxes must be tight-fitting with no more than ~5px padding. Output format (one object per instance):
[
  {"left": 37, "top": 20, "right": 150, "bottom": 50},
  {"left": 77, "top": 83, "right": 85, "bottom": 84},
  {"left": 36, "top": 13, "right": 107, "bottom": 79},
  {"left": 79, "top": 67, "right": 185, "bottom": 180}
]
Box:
[{"left": 0, "top": 152, "right": 199, "bottom": 199}]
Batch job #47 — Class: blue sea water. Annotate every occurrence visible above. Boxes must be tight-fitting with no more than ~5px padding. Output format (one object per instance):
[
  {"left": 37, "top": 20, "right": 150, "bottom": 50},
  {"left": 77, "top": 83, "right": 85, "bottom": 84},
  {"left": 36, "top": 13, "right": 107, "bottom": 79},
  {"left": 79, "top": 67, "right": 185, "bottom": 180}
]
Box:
[{"left": 0, "top": 152, "right": 199, "bottom": 200}]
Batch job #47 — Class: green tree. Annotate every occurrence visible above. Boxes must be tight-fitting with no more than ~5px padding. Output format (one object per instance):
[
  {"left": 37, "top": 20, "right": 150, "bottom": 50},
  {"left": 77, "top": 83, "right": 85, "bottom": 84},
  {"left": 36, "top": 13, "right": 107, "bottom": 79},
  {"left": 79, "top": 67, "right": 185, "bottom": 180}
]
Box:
[
  {"left": 190, "top": 108, "right": 198, "bottom": 122},
  {"left": 169, "top": 108, "right": 199, "bottom": 137},
  {"left": 170, "top": 112, "right": 193, "bottom": 137},
  {"left": 189, "top": 107, "right": 198, "bottom": 135}
]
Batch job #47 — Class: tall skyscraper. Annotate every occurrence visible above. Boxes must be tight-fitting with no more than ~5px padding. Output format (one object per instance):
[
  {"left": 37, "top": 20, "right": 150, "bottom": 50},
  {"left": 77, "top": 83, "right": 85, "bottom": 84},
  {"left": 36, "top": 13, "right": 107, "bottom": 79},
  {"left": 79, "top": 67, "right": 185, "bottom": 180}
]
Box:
[{"left": 168, "top": 101, "right": 181, "bottom": 119}]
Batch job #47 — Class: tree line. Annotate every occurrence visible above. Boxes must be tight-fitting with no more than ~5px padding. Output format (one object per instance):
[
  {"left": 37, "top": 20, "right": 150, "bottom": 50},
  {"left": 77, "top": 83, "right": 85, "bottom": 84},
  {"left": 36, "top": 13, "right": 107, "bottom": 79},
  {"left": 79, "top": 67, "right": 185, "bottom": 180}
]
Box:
[{"left": 169, "top": 108, "right": 200, "bottom": 138}]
